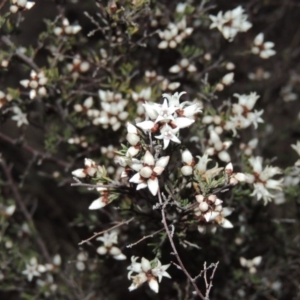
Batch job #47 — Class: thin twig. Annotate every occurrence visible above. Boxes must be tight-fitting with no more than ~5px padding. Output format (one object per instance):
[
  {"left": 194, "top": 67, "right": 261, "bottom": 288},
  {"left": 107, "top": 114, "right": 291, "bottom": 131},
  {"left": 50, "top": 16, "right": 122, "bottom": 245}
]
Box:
[
  {"left": 126, "top": 227, "right": 164, "bottom": 248},
  {"left": 0, "top": 0, "right": 8, "bottom": 10},
  {"left": 204, "top": 262, "right": 219, "bottom": 299},
  {"left": 78, "top": 217, "right": 134, "bottom": 245},
  {"left": 1, "top": 36, "right": 40, "bottom": 72},
  {"left": 0, "top": 131, "right": 71, "bottom": 169},
  {"left": 0, "top": 158, "right": 51, "bottom": 263},
  {"left": 157, "top": 188, "right": 206, "bottom": 300},
  {"left": 71, "top": 181, "right": 123, "bottom": 189}
]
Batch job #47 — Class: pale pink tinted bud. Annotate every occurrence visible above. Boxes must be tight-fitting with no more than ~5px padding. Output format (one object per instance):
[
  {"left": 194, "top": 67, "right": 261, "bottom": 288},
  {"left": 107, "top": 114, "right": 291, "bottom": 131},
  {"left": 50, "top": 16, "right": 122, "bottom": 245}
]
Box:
[
  {"left": 199, "top": 201, "right": 209, "bottom": 212},
  {"left": 140, "top": 166, "right": 152, "bottom": 178},
  {"left": 222, "top": 72, "right": 234, "bottom": 86},
  {"left": 127, "top": 133, "right": 140, "bottom": 146},
  {"left": 181, "top": 165, "right": 193, "bottom": 176},
  {"left": 182, "top": 149, "right": 193, "bottom": 165},
  {"left": 72, "top": 169, "right": 86, "bottom": 178},
  {"left": 143, "top": 151, "right": 154, "bottom": 166},
  {"left": 196, "top": 194, "right": 204, "bottom": 203}
]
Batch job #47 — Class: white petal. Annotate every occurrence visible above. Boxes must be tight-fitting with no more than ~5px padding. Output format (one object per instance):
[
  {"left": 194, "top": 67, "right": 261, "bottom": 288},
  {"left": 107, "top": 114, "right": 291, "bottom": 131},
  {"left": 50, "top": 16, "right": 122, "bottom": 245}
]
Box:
[
  {"left": 220, "top": 218, "right": 233, "bottom": 228},
  {"left": 141, "top": 257, "right": 151, "bottom": 272},
  {"left": 147, "top": 178, "right": 159, "bottom": 196},
  {"left": 72, "top": 169, "right": 86, "bottom": 178},
  {"left": 254, "top": 33, "right": 264, "bottom": 45},
  {"left": 144, "top": 151, "right": 155, "bottom": 166},
  {"left": 136, "top": 182, "right": 148, "bottom": 190},
  {"left": 113, "top": 253, "right": 127, "bottom": 260},
  {"left": 158, "top": 41, "right": 168, "bottom": 49},
  {"left": 89, "top": 198, "right": 107, "bottom": 210},
  {"left": 155, "top": 156, "right": 170, "bottom": 168},
  {"left": 169, "top": 65, "right": 181, "bottom": 73},
  {"left": 174, "top": 117, "right": 194, "bottom": 128},
  {"left": 129, "top": 173, "right": 143, "bottom": 184},
  {"left": 136, "top": 120, "right": 155, "bottom": 131},
  {"left": 252, "top": 256, "right": 262, "bottom": 266},
  {"left": 97, "top": 246, "right": 107, "bottom": 255},
  {"left": 148, "top": 278, "right": 159, "bottom": 293}
]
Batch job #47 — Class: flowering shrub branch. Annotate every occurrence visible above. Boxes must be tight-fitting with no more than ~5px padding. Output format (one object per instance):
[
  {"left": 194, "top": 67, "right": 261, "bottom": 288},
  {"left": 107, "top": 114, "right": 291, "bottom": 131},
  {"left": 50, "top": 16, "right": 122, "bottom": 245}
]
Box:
[{"left": 1, "top": 0, "right": 300, "bottom": 298}]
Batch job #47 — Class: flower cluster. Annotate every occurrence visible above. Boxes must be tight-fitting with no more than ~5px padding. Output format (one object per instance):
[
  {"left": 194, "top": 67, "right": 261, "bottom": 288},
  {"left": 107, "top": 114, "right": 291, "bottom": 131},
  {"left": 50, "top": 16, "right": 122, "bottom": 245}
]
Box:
[
  {"left": 215, "top": 72, "right": 235, "bottom": 91},
  {"left": 240, "top": 256, "right": 262, "bottom": 274},
  {"left": 136, "top": 92, "right": 202, "bottom": 149},
  {"left": 205, "top": 130, "right": 232, "bottom": 162},
  {"left": 67, "top": 55, "right": 90, "bottom": 79},
  {"left": 252, "top": 33, "right": 276, "bottom": 59},
  {"left": 127, "top": 257, "right": 171, "bottom": 293},
  {"left": 96, "top": 231, "right": 126, "bottom": 260},
  {"left": 22, "top": 255, "right": 61, "bottom": 282},
  {"left": 228, "top": 92, "right": 264, "bottom": 130},
  {"left": 68, "top": 136, "right": 88, "bottom": 148},
  {"left": 169, "top": 58, "right": 197, "bottom": 74},
  {"left": 93, "top": 90, "right": 129, "bottom": 131},
  {"left": 246, "top": 157, "right": 282, "bottom": 205},
  {"left": 195, "top": 194, "right": 234, "bottom": 233},
  {"left": 54, "top": 18, "right": 82, "bottom": 36},
  {"left": 209, "top": 6, "right": 252, "bottom": 41},
  {"left": 10, "top": 0, "right": 35, "bottom": 13},
  {"left": 144, "top": 70, "right": 181, "bottom": 93},
  {"left": 158, "top": 17, "right": 193, "bottom": 49},
  {"left": 128, "top": 151, "right": 169, "bottom": 196},
  {"left": 20, "top": 70, "right": 48, "bottom": 99},
  {"left": 131, "top": 87, "right": 152, "bottom": 120},
  {"left": 72, "top": 158, "right": 104, "bottom": 179}
]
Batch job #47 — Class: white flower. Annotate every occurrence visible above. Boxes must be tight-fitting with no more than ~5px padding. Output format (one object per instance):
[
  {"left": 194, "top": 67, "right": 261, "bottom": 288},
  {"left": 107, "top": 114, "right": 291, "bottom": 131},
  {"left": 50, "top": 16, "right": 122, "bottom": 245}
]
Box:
[
  {"left": 252, "top": 33, "right": 276, "bottom": 59},
  {"left": 11, "top": 107, "right": 29, "bottom": 127},
  {"left": 20, "top": 70, "right": 48, "bottom": 99},
  {"left": 67, "top": 55, "right": 90, "bottom": 78},
  {"left": 54, "top": 18, "right": 81, "bottom": 36},
  {"left": 247, "top": 157, "right": 283, "bottom": 204},
  {"left": 129, "top": 151, "right": 169, "bottom": 196},
  {"left": 96, "top": 231, "right": 126, "bottom": 260},
  {"left": 155, "top": 124, "right": 181, "bottom": 149},
  {"left": 22, "top": 257, "right": 46, "bottom": 282},
  {"left": 10, "top": 0, "right": 35, "bottom": 13},
  {"left": 72, "top": 158, "right": 101, "bottom": 178},
  {"left": 240, "top": 256, "right": 262, "bottom": 274},
  {"left": 195, "top": 154, "right": 211, "bottom": 175},
  {"left": 136, "top": 92, "right": 199, "bottom": 149},
  {"left": 169, "top": 58, "right": 196, "bottom": 73},
  {"left": 158, "top": 17, "right": 193, "bottom": 49},
  {"left": 210, "top": 6, "right": 252, "bottom": 41},
  {"left": 128, "top": 257, "right": 170, "bottom": 293},
  {"left": 225, "top": 162, "right": 246, "bottom": 185},
  {"left": 195, "top": 195, "right": 234, "bottom": 231}
]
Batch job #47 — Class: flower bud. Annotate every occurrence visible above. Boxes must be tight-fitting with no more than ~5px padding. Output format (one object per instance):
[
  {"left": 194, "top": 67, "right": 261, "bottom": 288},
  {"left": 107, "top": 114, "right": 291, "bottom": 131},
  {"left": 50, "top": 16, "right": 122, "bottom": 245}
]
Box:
[
  {"left": 181, "top": 165, "right": 193, "bottom": 176},
  {"left": 182, "top": 149, "right": 193, "bottom": 165}
]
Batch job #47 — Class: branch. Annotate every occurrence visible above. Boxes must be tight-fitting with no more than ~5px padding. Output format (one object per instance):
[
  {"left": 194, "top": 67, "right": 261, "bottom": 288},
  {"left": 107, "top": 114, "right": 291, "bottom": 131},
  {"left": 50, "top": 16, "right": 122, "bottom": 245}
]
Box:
[
  {"left": 0, "top": 158, "right": 51, "bottom": 263},
  {"left": 126, "top": 227, "right": 164, "bottom": 248},
  {"left": 157, "top": 188, "right": 206, "bottom": 300},
  {"left": 1, "top": 36, "right": 40, "bottom": 72},
  {"left": 78, "top": 217, "right": 134, "bottom": 245},
  {"left": 0, "top": 0, "right": 8, "bottom": 10},
  {"left": 0, "top": 131, "right": 71, "bottom": 170},
  {"left": 204, "top": 262, "right": 219, "bottom": 299}
]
